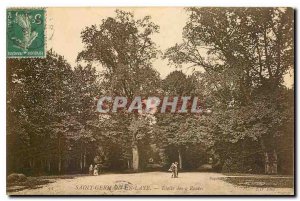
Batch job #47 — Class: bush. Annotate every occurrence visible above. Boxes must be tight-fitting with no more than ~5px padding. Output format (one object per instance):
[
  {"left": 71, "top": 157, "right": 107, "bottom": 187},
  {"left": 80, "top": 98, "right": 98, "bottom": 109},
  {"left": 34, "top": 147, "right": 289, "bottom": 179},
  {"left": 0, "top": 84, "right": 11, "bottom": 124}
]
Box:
[
  {"left": 197, "top": 164, "right": 213, "bottom": 172},
  {"left": 221, "top": 157, "right": 264, "bottom": 174},
  {"left": 7, "top": 173, "right": 27, "bottom": 183}
]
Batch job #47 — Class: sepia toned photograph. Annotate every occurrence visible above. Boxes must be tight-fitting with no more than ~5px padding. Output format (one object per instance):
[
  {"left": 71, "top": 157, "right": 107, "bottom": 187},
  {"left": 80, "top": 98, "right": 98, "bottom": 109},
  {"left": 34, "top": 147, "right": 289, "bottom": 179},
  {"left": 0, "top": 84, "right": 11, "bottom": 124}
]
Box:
[{"left": 6, "top": 7, "right": 294, "bottom": 195}]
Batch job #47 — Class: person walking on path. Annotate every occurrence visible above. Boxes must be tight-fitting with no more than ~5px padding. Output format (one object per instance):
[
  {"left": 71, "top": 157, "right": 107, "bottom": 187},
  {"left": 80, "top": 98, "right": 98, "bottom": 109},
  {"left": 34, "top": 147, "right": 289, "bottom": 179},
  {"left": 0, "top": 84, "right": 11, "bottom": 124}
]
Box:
[
  {"left": 89, "top": 164, "right": 93, "bottom": 175},
  {"left": 93, "top": 164, "right": 99, "bottom": 176},
  {"left": 169, "top": 163, "right": 176, "bottom": 178},
  {"left": 174, "top": 162, "right": 179, "bottom": 178}
]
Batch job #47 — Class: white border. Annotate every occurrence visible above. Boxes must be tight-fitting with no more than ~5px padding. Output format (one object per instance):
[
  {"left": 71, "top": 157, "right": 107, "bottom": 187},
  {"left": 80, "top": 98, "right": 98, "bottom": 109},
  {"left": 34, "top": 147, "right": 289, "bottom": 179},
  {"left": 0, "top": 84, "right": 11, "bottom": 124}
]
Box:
[{"left": 1, "top": 1, "right": 298, "bottom": 201}]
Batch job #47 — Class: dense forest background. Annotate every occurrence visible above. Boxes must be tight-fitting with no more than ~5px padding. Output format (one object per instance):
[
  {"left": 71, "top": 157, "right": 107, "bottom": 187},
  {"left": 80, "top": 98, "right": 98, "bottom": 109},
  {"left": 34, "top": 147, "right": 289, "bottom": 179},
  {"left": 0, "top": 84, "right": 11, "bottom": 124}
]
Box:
[{"left": 7, "top": 8, "right": 294, "bottom": 176}]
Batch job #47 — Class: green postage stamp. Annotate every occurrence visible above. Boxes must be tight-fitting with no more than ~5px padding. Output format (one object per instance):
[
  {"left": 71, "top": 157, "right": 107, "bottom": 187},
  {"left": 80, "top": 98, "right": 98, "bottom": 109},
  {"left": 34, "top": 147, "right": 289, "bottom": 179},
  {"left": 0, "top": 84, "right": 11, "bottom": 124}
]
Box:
[{"left": 7, "top": 8, "right": 46, "bottom": 58}]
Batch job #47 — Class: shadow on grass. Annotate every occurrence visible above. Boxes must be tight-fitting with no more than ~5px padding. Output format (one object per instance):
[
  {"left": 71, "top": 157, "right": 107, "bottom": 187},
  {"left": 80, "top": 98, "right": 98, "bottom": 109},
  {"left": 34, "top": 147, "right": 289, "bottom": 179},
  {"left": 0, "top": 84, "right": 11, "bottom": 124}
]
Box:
[
  {"left": 7, "top": 177, "right": 55, "bottom": 193},
  {"left": 7, "top": 174, "right": 79, "bottom": 193},
  {"left": 220, "top": 176, "right": 294, "bottom": 188}
]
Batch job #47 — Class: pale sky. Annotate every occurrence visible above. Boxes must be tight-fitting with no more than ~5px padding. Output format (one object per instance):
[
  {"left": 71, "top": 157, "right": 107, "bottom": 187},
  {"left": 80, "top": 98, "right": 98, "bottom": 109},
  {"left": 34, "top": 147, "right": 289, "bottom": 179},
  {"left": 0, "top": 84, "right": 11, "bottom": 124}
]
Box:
[{"left": 46, "top": 7, "right": 293, "bottom": 87}]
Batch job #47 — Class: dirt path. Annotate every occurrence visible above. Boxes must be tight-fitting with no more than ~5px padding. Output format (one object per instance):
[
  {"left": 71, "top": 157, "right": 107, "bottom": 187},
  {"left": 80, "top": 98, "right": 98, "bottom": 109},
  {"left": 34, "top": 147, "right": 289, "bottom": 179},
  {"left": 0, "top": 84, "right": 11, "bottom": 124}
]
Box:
[{"left": 10, "top": 172, "right": 294, "bottom": 195}]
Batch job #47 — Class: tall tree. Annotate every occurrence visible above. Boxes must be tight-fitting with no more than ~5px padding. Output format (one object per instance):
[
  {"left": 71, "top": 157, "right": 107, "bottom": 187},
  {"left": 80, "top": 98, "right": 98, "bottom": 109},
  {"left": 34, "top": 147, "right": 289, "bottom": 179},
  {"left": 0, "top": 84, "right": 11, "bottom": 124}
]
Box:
[
  {"left": 165, "top": 7, "right": 293, "bottom": 104},
  {"left": 68, "top": 64, "right": 100, "bottom": 172},
  {"left": 164, "top": 8, "right": 294, "bottom": 174},
  {"left": 7, "top": 50, "right": 75, "bottom": 174},
  {"left": 78, "top": 9, "right": 161, "bottom": 171},
  {"left": 154, "top": 71, "right": 212, "bottom": 169}
]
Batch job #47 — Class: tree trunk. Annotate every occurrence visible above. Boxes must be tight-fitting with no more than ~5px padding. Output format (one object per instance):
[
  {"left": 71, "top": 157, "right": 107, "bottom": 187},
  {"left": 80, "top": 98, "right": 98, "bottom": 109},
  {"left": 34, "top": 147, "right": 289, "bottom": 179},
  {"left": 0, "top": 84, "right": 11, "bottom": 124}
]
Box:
[
  {"left": 127, "top": 159, "right": 130, "bottom": 169},
  {"left": 260, "top": 138, "right": 270, "bottom": 174},
  {"left": 132, "top": 144, "right": 139, "bottom": 171},
  {"left": 261, "top": 137, "right": 277, "bottom": 175},
  {"left": 29, "top": 159, "right": 32, "bottom": 169},
  {"left": 178, "top": 149, "right": 183, "bottom": 169},
  {"left": 32, "top": 158, "right": 35, "bottom": 172},
  {"left": 80, "top": 153, "right": 83, "bottom": 172},
  {"left": 47, "top": 159, "right": 51, "bottom": 172},
  {"left": 58, "top": 158, "right": 61, "bottom": 173},
  {"left": 58, "top": 136, "right": 62, "bottom": 173},
  {"left": 264, "top": 152, "right": 270, "bottom": 174},
  {"left": 83, "top": 147, "right": 87, "bottom": 169},
  {"left": 271, "top": 149, "right": 278, "bottom": 174},
  {"left": 80, "top": 142, "right": 83, "bottom": 172}
]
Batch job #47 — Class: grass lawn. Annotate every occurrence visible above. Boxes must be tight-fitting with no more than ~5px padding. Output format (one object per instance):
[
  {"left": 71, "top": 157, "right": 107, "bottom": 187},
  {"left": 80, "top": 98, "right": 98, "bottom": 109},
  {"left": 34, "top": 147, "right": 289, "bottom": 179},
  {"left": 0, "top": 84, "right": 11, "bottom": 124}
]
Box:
[
  {"left": 7, "top": 174, "right": 78, "bottom": 193},
  {"left": 221, "top": 176, "right": 294, "bottom": 188},
  {"left": 7, "top": 177, "right": 53, "bottom": 193}
]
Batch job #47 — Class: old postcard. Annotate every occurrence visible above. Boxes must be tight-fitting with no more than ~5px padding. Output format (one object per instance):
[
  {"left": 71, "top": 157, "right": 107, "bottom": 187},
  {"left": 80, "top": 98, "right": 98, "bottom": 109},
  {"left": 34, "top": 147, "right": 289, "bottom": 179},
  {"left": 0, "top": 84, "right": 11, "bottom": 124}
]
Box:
[{"left": 6, "top": 7, "right": 294, "bottom": 195}]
